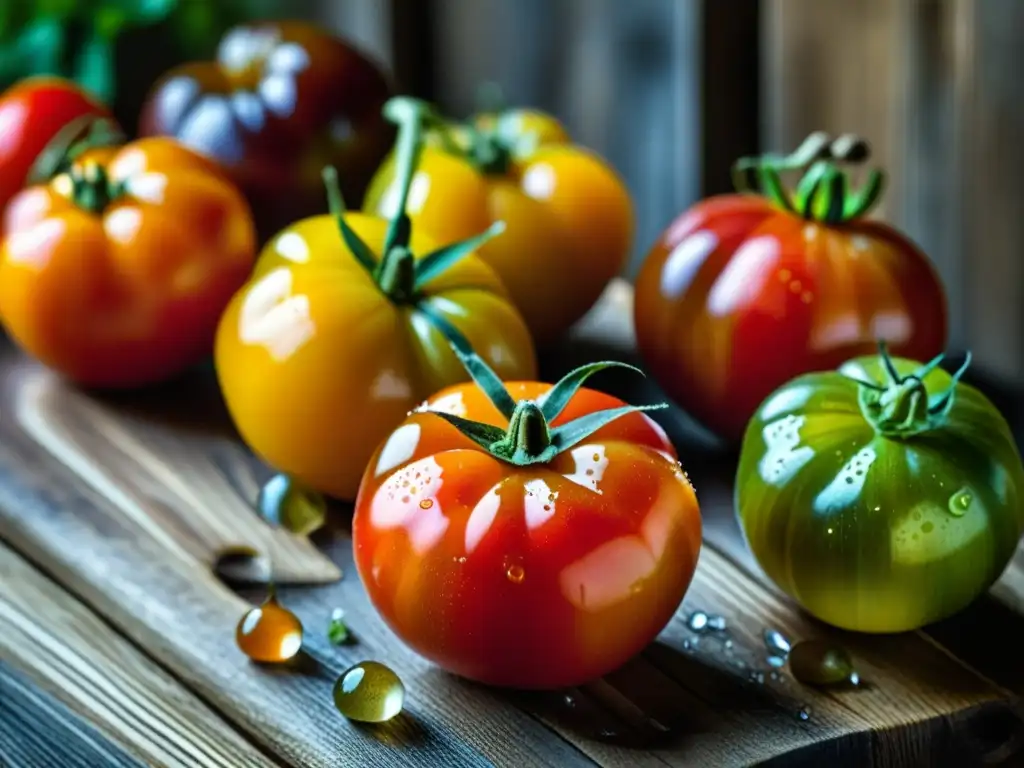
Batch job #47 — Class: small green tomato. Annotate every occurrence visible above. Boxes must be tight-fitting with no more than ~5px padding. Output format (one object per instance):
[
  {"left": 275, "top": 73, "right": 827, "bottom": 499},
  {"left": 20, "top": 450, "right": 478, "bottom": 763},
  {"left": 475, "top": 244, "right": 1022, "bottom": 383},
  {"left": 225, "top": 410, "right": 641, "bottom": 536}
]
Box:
[{"left": 736, "top": 343, "right": 1024, "bottom": 633}]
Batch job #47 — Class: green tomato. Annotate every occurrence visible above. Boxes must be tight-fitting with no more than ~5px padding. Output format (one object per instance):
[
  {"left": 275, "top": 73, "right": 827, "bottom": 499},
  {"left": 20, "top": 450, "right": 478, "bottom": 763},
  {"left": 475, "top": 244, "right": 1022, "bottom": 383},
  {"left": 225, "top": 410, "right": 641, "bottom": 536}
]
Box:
[{"left": 736, "top": 347, "right": 1024, "bottom": 633}]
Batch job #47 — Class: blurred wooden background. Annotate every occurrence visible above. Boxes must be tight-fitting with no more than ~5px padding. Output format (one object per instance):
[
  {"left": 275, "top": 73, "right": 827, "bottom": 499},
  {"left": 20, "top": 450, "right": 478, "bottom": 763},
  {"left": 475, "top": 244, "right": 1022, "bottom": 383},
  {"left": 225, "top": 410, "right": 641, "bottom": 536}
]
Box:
[{"left": 320, "top": 0, "right": 1022, "bottom": 386}]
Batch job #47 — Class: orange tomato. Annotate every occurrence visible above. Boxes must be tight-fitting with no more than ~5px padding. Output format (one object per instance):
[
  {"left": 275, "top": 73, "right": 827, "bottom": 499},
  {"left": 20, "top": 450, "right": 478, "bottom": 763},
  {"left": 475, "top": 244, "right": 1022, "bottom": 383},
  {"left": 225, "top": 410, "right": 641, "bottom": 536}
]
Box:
[
  {"left": 0, "top": 137, "right": 256, "bottom": 388},
  {"left": 364, "top": 99, "right": 632, "bottom": 345},
  {"left": 215, "top": 101, "right": 538, "bottom": 501},
  {"left": 353, "top": 350, "right": 701, "bottom": 689}
]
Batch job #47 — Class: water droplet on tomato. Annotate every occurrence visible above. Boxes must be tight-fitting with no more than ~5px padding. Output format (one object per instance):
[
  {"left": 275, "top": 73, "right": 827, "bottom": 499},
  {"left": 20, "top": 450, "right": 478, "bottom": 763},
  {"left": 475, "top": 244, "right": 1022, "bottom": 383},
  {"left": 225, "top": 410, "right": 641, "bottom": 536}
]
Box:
[
  {"left": 506, "top": 564, "right": 525, "bottom": 584},
  {"left": 707, "top": 615, "right": 727, "bottom": 631},
  {"left": 797, "top": 707, "right": 811, "bottom": 722},
  {"left": 948, "top": 488, "right": 973, "bottom": 516},
  {"left": 687, "top": 611, "right": 709, "bottom": 631},
  {"left": 419, "top": 499, "right": 433, "bottom": 509}
]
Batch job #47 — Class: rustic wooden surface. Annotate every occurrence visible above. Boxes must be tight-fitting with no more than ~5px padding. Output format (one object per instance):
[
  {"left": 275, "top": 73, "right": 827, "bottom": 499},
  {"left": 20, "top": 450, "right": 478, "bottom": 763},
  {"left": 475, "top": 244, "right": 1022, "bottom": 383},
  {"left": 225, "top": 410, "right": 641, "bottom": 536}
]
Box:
[{"left": 2, "top": 279, "right": 1024, "bottom": 767}]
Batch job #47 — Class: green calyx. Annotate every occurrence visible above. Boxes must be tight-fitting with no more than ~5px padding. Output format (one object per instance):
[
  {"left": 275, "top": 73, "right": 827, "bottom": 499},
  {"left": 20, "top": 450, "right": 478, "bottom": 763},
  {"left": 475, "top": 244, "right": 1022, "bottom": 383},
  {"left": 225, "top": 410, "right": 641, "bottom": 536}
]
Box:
[
  {"left": 732, "top": 131, "right": 885, "bottom": 225},
  {"left": 29, "top": 115, "right": 125, "bottom": 186},
  {"left": 423, "top": 325, "right": 668, "bottom": 466},
  {"left": 848, "top": 341, "right": 971, "bottom": 438},
  {"left": 382, "top": 93, "right": 536, "bottom": 177},
  {"left": 320, "top": 97, "right": 506, "bottom": 306},
  {"left": 63, "top": 160, "right": 127, "bottom": 214}
]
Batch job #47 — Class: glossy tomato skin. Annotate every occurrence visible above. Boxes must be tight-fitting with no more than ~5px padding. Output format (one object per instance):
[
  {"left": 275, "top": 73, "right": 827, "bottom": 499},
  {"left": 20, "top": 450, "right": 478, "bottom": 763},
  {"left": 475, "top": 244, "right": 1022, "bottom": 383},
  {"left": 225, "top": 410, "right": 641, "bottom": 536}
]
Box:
[
  {"left": 634, "top": 195, "right": 948, "bottom": 442},
  {"left": 0, "top": 77, "right": 112, "bottom": 216},
  {"left": 215, "top": 214, "right": 537, "bottom": 502},
  {"left": 353, "top": 383, "right": 701, "bottom": 689},
  {"left": 736, "top": 355, "right": 1024, "bottom": 633},
  {"left": 0, "top": 138, "right": 256, "bottom": 388},
  {"left": 139, "top": 20, "right": 394, "bottom": 243},
  {"left": 363, "top": 117, "right": 632, "bottom": 345}
]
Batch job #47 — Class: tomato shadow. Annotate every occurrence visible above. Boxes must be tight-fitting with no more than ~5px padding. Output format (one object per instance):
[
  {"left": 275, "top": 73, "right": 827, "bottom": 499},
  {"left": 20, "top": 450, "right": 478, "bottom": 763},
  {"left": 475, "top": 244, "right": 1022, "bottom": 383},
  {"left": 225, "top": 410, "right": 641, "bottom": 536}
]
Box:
[{"left": 83, "top": 357, "right": 241, "bottom": 440}]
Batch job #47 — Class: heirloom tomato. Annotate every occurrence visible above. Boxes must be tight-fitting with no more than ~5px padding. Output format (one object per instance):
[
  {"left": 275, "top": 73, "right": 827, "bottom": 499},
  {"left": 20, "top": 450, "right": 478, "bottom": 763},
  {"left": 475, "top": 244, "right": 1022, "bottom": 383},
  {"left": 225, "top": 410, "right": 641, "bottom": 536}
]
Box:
[
  {"left": 215, "top": 99, "right": 537, "bottom": 503},
  {"left": 737, "top": 343, "right": 1024, "bottom": 633},
  {"left": 0, "top": 137, "right": 256, "bottom": 388},
  {"left": 0, "top": 77, "right": 115, "bottom": 216},
  {"left": 634, "top": 132, "right": 948, "bottom": 442},
  {"left": 139, "top": 20, "right": 394, "bottom": 243},
  {"left": 364, "top": 97, "right": 632, "bottom": 345},
  {"left": 353, "top": 343, "right": 701, "bottom": 688}
]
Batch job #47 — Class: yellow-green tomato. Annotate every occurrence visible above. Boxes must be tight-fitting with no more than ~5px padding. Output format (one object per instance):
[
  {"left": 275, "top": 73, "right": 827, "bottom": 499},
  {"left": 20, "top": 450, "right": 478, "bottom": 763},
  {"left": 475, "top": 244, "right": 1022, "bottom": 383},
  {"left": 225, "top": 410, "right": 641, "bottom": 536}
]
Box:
[{"left": 736, "top": 347, "right": 1024, "bottom": 633}]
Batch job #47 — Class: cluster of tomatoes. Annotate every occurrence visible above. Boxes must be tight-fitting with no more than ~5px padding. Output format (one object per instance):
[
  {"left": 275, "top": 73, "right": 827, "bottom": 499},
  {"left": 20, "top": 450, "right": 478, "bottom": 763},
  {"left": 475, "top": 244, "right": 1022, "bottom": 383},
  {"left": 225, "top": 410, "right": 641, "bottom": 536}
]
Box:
[{"left": 1, "top": 21, "right": 1021, "bottom": 690}]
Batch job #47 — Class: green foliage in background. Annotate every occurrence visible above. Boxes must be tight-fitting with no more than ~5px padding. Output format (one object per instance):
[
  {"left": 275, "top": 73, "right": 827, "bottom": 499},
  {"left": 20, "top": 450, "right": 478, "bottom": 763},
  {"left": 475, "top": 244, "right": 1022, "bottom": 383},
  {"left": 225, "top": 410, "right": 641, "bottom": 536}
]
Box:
[{"left": 0, "top": 0, "right": 281, "bottom": 104}]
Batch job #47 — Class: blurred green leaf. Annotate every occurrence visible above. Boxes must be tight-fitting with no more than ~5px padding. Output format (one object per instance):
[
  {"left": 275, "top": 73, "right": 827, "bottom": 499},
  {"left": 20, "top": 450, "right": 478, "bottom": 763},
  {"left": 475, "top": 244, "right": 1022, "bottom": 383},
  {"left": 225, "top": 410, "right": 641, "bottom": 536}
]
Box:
[
  {"left": 74, "top": 24, "right": 115, "bottom": 103},
  {"left": 107, "top": 0, "right": 178, "bottom": 25},
  {"left": 16, "top": 17, "right": 65, "bottom": 75}
]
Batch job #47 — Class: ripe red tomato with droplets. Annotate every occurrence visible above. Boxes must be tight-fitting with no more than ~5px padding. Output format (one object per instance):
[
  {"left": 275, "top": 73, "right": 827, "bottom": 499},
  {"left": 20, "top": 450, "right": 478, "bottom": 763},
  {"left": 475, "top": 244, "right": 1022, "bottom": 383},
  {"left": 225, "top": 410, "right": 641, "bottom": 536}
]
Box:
[
  {"left": 633, "top": 133, "right": 948, "bottom": 442},
  {"left": 352, "top": 352, "right": 702, "bottom": 689}
]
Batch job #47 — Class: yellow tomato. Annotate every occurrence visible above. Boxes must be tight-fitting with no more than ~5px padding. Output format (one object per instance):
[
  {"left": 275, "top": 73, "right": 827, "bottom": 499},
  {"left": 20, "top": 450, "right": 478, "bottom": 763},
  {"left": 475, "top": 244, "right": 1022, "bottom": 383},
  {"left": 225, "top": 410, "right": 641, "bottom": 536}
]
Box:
[
  {"left": 364, "top": 100, "right": 632, "bottom": 345},
  {"left": 215, "top": 107, "right": 537, "bottom": 502}
]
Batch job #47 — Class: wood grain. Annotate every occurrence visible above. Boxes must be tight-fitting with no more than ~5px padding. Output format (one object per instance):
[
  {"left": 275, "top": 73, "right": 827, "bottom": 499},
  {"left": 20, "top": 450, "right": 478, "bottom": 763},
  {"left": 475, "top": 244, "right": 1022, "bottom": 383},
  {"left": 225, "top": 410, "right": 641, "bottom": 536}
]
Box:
[
  {"left": 0, "top": 540, "right": 276, "bottom": 768},
  {"left": 0, "top": 661, "right": 145, "bottom": 768},
  {"left": 1, "top": 280, "right": 1024, "bottom": 766},
  {"left": 8, "top": 362, "right": 339, "bottom": 586}
]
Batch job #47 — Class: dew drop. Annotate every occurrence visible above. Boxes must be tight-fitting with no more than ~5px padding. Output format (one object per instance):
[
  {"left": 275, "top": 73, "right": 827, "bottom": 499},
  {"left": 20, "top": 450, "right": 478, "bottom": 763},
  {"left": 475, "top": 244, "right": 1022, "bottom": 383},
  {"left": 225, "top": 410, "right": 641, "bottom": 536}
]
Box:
[
  {"left": 789, "top": 640, "right": 856, "bottom": 686},
  {"left": 506, "top": 564, "right": 526, "bottom": 584},
  {"left": 797, "top": 707, "right": 811, "bottom": 722},
  {"left": 948, "top": 488, "right": 973, "bottom": 517},
  {"left": 764, "top": 628, "right": 791, "bottom": 657},
  {"left": 767, "top": 655, "right": 787, "bottom": 669},
  {"left": 235, "top": 593, "right": 303, "bottom": 663},
  {"left": 333, "top": 661, "right": 405, "bottom": 723},
  {"left": 687, "top": 611, "right": 709, "bottom": 632},
  {"left": 707, "top": 614, "right": 727, "bottom": 631}
]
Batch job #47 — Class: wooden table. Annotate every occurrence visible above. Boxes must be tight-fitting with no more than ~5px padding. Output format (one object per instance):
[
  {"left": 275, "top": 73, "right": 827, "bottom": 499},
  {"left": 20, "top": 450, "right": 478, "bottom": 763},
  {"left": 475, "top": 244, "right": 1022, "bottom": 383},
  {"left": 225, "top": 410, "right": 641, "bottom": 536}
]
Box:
[{"left": 2, "top": 280, "right": 1024, "bottom": 768}]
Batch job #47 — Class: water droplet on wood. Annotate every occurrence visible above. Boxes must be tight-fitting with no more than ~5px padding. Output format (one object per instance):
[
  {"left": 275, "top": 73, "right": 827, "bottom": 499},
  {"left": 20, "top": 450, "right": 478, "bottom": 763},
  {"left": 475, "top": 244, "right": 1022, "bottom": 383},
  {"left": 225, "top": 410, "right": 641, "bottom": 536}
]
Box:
[
  {"left": 236, "top": 593, "right": 303, "bottom": 663},
  {"left": 789, "top": 640, "right": 856, "bottom": 686},
  {"left": 687, "top": 611, "right": 709, "bottom": 631},
  {"left": 333, "top": 661, "right": 405, "bottom": 723}
]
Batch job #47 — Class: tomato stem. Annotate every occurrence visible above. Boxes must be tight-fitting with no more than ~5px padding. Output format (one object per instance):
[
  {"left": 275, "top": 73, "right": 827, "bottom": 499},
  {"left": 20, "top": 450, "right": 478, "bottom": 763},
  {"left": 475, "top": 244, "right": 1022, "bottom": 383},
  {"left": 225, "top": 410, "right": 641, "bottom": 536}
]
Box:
[
  {"left": 855, "top": 341, "right": 973, "bottom": 438},
  {"left": 64, "top": 160, "right": 125, "bottom": 214},
  {"left": 421, "top": 334, "right": 667, "bottom": 467},
  {"left": 374, "top": 246, "right": 417, "bottom": 303},
  {"left": 494, "top": 401, "right": 553, "bottom": 463},
  {"left": 733, "top": 132, "right": 886, "bottom": 224}
]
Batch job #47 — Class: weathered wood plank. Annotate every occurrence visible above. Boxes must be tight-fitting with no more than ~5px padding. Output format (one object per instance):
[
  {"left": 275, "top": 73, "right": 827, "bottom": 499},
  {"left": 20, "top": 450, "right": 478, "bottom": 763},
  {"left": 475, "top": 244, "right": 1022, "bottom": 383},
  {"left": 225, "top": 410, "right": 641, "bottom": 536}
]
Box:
[
  {"left": 10, "top": 364, "right": 339, "bottom": 586},
  {"left": 0, "top": 540, "right": 276, "bottom": 768},
  {"left": 0, "top": 349, "right": 597, "bottom": 768},
  {"left": 0, "top": 660, "right": 145, "bottom": 768}
]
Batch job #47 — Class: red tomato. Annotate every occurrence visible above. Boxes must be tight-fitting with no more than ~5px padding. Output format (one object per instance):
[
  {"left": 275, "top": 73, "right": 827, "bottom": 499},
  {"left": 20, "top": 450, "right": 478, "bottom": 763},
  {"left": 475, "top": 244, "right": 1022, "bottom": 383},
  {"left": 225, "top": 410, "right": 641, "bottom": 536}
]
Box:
[
  {"left": 0, "top": 77, "right": 114, "bottom": 215},
  {"left": 633, "top": 136, "right": 948, "bottom": 442},
  {"left": 352, "top": 357, "right": 701, "bottom": 689}
]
